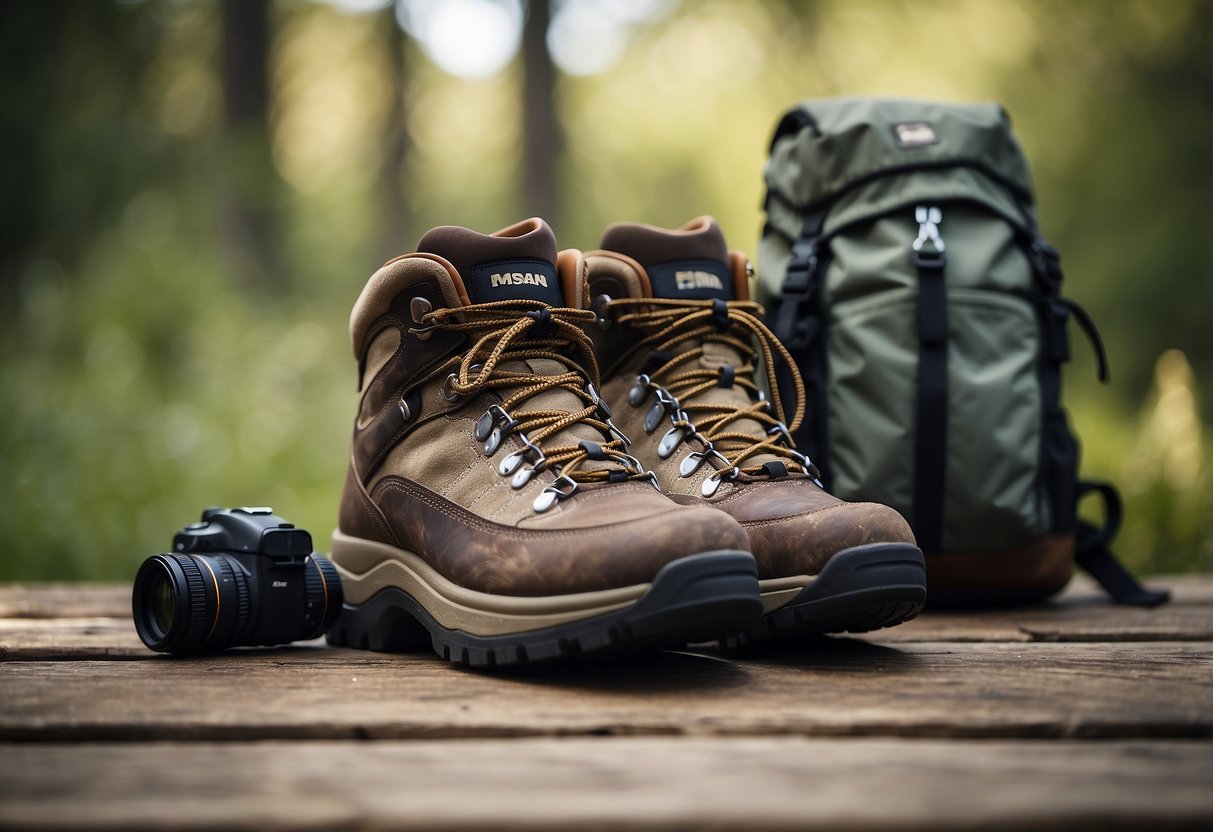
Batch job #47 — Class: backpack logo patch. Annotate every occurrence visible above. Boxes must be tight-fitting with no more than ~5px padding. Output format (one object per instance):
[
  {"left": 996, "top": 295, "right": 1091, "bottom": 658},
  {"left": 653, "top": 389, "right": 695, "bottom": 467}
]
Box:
[{"left": 893, "top": 122, "right": 938, "bottom": 148}]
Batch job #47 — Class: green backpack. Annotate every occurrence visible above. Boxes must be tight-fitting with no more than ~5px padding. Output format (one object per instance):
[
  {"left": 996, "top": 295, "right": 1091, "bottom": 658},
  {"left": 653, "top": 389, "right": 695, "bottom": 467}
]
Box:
[{"left": 757, "top": 98, "right": 1166, "bottom": 606}]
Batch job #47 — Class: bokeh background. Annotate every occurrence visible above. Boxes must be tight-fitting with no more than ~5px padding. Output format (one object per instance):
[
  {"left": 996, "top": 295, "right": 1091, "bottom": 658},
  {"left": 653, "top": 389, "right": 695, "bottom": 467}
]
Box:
[{"left": 2, "top": 0, "right": 1210, "bottom": 580}]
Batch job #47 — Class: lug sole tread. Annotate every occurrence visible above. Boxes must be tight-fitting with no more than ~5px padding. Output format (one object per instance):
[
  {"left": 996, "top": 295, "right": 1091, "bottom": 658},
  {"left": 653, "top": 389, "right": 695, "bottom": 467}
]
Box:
[
  {"left": 327, "top": 550, "right": 761, "bottom": 668},
  {"left": 723, "top": 543, "right": 928, "bottom": 648}
]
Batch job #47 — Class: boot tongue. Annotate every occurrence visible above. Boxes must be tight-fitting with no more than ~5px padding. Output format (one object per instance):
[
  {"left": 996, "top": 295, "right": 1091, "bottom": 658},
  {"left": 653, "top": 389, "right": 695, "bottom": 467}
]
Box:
[
  {"left": 598, "top": 217, "right": 734, "bottom": 301},
  {"left": 417, "top": 218, "right": 564, "bottom": 307},
  {"left": 419, "top": 220, "right": 613, "bottom": 473}
]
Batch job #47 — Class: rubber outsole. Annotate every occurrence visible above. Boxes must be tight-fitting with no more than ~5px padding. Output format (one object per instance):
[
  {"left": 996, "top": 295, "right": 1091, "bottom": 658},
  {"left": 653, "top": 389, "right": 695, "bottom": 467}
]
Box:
[
  {"left": 326, "top": 550, "right": 762, "bottom": 667},
  {"left": 721, "top": 543, "right": 927, "bottom": 648}
]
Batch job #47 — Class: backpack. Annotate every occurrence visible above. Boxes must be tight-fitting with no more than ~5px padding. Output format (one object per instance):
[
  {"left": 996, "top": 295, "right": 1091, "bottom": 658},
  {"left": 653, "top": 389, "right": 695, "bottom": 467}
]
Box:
[{"left": 757, "top": 97, "right": 1167, "bottom": 607}]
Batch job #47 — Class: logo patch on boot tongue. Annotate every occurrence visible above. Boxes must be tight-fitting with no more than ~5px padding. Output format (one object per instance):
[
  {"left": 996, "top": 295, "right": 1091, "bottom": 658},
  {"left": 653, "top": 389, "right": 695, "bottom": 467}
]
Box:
[
  {"left": 467, "top": 258, "right": 563, "bottom": 306},
  {"left": 648, "top": 259, "right": 734, "bottom": 301}
]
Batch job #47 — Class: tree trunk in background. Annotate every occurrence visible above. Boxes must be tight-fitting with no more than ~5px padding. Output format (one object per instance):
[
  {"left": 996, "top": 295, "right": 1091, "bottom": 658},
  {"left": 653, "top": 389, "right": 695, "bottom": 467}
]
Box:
[
  {"left": 378, "top": 9, "right": 412, "bottom": 262},
  {"left": 220, "top": 0, "right": 282, "bottom": 290},
  {"left": 521, "top": 0, "right": 559, "bottom": 225}
]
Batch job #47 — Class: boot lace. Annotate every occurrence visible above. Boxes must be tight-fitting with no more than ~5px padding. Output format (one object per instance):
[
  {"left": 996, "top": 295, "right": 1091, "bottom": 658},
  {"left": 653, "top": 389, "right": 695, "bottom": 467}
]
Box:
[
  {"left": 416, "top": 299, "right": 655, "bottom": 512},
  {"left": 604, "top": 297, "right": 820, "bottom": 492}
]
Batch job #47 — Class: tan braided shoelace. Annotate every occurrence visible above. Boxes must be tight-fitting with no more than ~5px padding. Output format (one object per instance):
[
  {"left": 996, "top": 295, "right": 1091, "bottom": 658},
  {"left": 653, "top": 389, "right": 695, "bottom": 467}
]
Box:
[
  {"left": 603, "top": 297, "right": 820, "bottom": 493},
  {"left": 415, "top": 299, "right": 655, "bottom": 512}
]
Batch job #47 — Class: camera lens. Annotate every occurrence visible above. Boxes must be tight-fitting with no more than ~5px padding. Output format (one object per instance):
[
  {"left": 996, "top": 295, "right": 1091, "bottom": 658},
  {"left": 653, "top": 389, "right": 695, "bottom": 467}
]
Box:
[
  {"left": 133, "top": 551, "right": 342, "bottom": 654},
  {"left": 149, "top": 570, "right": 176, "bottom": 636},
  {"left": 302, "top": 556, "right": 342, "bottom": 640},
  {"left": 132, "top": 553, "right": 252, "bottom": 654}
]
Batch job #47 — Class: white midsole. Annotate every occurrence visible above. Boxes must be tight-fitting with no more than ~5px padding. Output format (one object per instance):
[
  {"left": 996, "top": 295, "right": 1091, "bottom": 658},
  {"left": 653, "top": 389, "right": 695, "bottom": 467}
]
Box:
[{"left": 330, "top": 530, "right": 649, "bottom": 637}]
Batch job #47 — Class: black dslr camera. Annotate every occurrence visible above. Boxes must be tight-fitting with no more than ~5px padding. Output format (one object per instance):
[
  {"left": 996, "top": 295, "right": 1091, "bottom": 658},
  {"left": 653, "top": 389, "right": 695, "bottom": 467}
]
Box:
[{"left": 132, "top": 507, "right": 342, "bottom": 654}]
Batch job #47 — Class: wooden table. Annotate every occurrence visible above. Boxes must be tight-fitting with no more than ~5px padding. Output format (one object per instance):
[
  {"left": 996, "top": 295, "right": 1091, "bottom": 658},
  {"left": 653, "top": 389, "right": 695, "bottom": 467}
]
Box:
[{"left": 2, "top": 576, "right": 1211, "bottom": 830}]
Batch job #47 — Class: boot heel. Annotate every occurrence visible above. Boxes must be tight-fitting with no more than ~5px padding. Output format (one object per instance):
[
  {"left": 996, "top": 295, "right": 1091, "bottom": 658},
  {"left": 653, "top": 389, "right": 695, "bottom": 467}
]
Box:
[{"left": 326, "top": 595, "right": 431, "bottom": 652}]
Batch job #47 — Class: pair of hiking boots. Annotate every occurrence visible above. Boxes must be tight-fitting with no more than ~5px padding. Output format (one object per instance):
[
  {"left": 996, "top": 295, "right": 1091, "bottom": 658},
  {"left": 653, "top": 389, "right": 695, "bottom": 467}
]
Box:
[{"left": 327, "top": 216, "right": 927, "bottom": 667}]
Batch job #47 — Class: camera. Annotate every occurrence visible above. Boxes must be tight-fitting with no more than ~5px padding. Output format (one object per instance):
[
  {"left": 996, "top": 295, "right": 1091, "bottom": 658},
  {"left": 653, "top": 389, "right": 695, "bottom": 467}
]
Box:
[{"left": 132, "top": 507, "right": 342, "bottom": 654}]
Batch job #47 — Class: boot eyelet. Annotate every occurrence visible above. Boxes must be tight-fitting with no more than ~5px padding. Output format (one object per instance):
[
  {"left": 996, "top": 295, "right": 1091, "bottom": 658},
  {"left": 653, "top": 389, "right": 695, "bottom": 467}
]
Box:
[
  {"left": 700, "top": 466, "right": 739, "bottom": 498},
  {"left": 474, "top": 411, "right": 495, "bottom": 441},
  {"left": 499, "top": 441, "right": 544, "bottom": 476},
  {"left": 585, "top": 382, "right": 612, "bottom": 419},
  {"left": 499, "top": 451, "right": 526, "bottom": 476},
  {"left": 511, "top": 466, "right": 536, "bottom": 489},
  {"left": 410, "top": 297, "right": 432, "bottom": 323},
  {"left": 474, "top": 405, "right": 517, "bottom": 455},
  {"left": 410, "top": 297, "right": 434, "bottom": 341},
  {"left": 533, "top": 475, "right": 578, "bottom": 513},
  {"left": 628, "top": 374, "right": 651, "bottom": 407},
  {"left": 767, "top": 422, "right": 792, "bottom": 445},
  {"left": 442, "top": 374, "right": 461, "bottom": 402},
  {"left": 593, "top": 294, "right": 613, "bottom": 330},
  {"left": 679, "top": 451, "right": 704, "bottom": 478},
  {"left": 658, "top": 427, "right": 685, "bottom": 459},
  {"left": 398, "top": 390, "right": 421, "bottom": 423},
  {"left": 644, "top": 400, "right": 666, "bottom": 433},
  {"left": 484, "top": 427, "right": 506, "bottom": 456}
]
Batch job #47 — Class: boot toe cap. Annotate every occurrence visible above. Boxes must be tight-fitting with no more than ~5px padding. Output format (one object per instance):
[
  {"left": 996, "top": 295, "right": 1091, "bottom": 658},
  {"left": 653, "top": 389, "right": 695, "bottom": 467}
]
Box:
[{"left": 738, "top": 493, "right": 916, "bottom": 579}]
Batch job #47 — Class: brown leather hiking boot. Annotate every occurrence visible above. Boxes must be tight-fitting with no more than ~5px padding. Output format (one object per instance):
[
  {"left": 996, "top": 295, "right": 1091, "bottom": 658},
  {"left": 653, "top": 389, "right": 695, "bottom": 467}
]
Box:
[
  {"left": 586, "top": 217, "right": 926, "bottom": 643},
  {"left": 327, "top": 218, "right": 762, "bottom": 666}
]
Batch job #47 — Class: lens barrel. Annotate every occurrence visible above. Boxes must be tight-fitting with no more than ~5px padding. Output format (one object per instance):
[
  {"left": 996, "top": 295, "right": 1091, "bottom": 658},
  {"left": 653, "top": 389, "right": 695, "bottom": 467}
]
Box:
[
  {"left": 132, "top": 552, "right": 341, "bottom": 654},
  {"left": 302, "top": 556, "right": 343, "bottom": 640}
]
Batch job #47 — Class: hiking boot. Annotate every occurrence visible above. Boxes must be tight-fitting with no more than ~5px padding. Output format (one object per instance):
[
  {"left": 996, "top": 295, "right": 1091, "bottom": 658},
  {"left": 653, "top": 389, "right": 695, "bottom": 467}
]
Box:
[
  {"left": 585, "top": 216, "right": 927, "bottom": 644},
  {"left": 327, "top": 218, "right": 762, "bottom": 666}
]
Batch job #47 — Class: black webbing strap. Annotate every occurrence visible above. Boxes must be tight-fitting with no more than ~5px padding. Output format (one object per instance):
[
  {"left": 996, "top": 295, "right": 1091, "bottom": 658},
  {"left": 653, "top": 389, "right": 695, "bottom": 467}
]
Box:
[
  {"left": 912, "top": 244, "right": 948, "bottom": 553},
  {"left": 1062, "top": 298, "right": 1110, "bottom": 383},
  {"left": 1075, "top": 481, "right": 1170, "bottom": 607},
  {"left": 771, "top": 209, "right": 827, "bottom": 350},
  {"left": 771, "top": 208, "right": 830, "bottom": 476}
]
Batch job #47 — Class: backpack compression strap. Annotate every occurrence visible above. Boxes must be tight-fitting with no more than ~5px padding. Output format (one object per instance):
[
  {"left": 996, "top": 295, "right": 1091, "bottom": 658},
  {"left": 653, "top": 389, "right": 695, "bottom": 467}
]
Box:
[{"left": 1075, "top": 480, "right": 1170, "bottom": 607}]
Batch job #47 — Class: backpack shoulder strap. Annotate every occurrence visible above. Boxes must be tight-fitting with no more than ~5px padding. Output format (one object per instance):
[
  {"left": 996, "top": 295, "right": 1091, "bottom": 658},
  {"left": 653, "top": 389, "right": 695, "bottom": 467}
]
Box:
[{"left": 1075, "top": 480, "right": 1170, "bottom": 607}]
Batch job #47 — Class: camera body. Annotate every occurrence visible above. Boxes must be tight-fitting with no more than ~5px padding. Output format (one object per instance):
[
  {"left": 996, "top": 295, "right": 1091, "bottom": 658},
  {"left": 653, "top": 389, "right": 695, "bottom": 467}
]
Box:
[{"left": 133, "top": 507, "right": 342, "bottom": 654}]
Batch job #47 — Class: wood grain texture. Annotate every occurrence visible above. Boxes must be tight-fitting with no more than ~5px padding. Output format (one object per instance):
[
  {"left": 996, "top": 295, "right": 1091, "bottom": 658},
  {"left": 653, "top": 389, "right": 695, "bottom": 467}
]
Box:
[
  {"left": 871, "top": 575, "right": 1213, "bottom": 642},
  {"left": 1, "top": 737, "right": 1210, "bottom": 831},
  {"left": 0, "top": 583, "right": 131, "bottom": 619},
  {"left": 2, "top": 577, "right": 1211, "bottom": 830},
  {"left": 2, "top": 576, "right": 1209, "bottom": 659},
  {"left": 0, "top": 618, "right": 149, "bottom": 660},
  {"left": 3, "top": 640, "right": 1210, "bottom": 741}
]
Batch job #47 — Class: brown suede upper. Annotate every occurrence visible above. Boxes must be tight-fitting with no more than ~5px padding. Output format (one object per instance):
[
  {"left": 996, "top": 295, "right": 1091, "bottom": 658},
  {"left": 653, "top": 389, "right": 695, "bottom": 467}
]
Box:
[
  {"left": 338, "top": 218, "right": 752, "bottom": 596},
  {"left": 588, "top": 217, "right": 917, "bottom": 581}
]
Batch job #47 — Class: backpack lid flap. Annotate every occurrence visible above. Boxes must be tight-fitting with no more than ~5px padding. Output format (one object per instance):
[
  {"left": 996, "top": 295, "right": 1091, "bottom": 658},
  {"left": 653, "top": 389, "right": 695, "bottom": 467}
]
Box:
[
  {"left": 765, "top": 98, "right": 1035, "bottom": 211},
  {"left": 765, "top": 165, "right": 1038, "bottom": 244}
]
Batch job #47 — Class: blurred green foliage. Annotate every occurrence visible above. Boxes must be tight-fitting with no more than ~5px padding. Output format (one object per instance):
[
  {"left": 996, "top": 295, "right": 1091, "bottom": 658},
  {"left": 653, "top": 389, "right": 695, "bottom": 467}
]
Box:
[{"left": 1, "top": 0, "right": 1210, "bottom": 580}]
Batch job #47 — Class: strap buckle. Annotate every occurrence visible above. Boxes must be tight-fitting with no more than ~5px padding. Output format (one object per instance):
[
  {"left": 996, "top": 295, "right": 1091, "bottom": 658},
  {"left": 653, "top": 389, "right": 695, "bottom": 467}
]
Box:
[
  {"left": 1030, "top": 237, "right": 1063, "bottom": 287},
  {"left": 775, "top": 238, "right": 820, "bottom": 350},
  {"left": 911, "top": 205, "right": 946, "bottom": 269}
]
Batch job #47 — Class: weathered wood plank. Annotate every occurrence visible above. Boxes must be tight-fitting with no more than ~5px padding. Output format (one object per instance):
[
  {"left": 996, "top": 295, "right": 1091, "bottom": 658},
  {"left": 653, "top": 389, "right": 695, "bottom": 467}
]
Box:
[
  {"left": 870, "top": 575, "right": 1213, "bottom": 643},
  {"left": 1, "top": 738, "right": 1209, "bottom": 831},
  {"left": 1, "top": 576, "right": 1209, "bottom": 658},
  {"left": 0, "top": 618, "right": 149, "bottom": 660},
  {"left": 3, "top": 641, "right": 1209, "bottom": 741},
  {"left": 0, "top": 583, "right": 130, "bottom": 619},
  {"left": 0, "top": 618, "right": 327, "bottom": 661}
]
